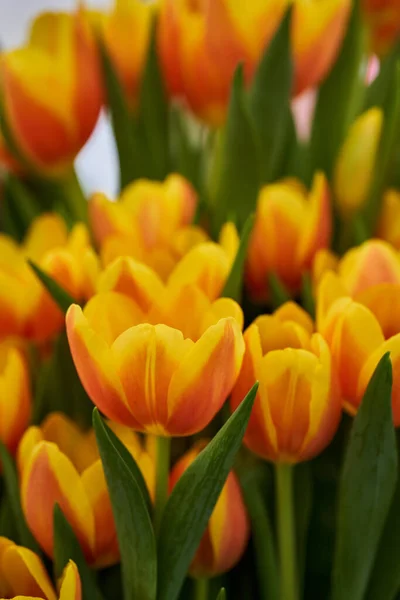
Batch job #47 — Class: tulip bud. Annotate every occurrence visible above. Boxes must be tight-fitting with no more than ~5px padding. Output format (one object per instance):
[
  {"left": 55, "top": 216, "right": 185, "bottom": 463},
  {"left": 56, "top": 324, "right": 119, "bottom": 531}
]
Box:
[
  {"left": 377, "top": 189, "right": 400, "bottom": 249},
  {"left": 231, "top": 303, "right": 341, "bottom": 462},
  {"left": 334, "top": 108, "right": 383, "bottom": 218},
  {"left": 170, "top": 441, "right": 249, "bottom": 577}
]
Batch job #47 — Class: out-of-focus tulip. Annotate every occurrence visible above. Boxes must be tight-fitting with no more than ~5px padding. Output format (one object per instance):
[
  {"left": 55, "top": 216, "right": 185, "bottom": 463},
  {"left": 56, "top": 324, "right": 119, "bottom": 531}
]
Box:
[
  {"left": 363, "top": 0, "right": 400, "bottom": 54},
  {"left": 312, "top": 248, "right": 339, "bottom": 290},
  {"left": 92, "top": 0, "right": 155, "bottom": 109},
  {"left": 66, "top": 288, "right": 245, "bottom": 435},
  {"left": 231, "top": 302, "right": 341, "bottom": 462},
  {"left": 18, "top": 412, "right": 153, "bottom": 567},
  {"left": 170, "top": 440, "right": 249, "bottom": 577},
  {"left": 246, "top": 172, "right": 332, "bottom": 301},
  {"left": 0, "top": 213, "right": 99, "bottom": 343},
  {"left": 0, "top": 537, "right": 81, "bottom": 600},
  {"left": 316, "top": 239, "right": 400, "bottom": 339},
  {"left": 377, "top": 189, "right": 400, "bottom": 249},
  {"left": 0, "top": 342, "right": 31, "bottom": 454},
  {"left": 0, "top": 9, "right": 102, "bottom": 175},
  {"left": 334, "top": 108, "right": 383, "bottom": 217},
  {"left": 158, "top": 0, "right": 350, "bottom": 125}
]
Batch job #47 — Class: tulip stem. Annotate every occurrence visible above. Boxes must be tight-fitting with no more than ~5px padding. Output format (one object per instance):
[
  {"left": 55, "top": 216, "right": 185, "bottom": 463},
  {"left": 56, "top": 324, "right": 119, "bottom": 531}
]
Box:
[
  {"left": 194, "top": 578, "right": 209, "bottom": 600},
  {"left": 275, "top": 463, "right": 298, "bottom": 600},
  {"left": 154, "top": 435, "right": 171, "bottom": 535}
]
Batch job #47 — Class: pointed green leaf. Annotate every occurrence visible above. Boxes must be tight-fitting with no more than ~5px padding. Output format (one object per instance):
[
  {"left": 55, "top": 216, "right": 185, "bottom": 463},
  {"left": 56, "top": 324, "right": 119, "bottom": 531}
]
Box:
[
  {"left": 157, "top": 383, "right": 258, "bottom": 600},
  {"left": 332, "top": 353, "right": 397, "bottom": 600},
  {"left": 53, "top": 505, "right": 104, "bottom": 600},
  {"left": 309, "top": 0, "right": 368, "bottom": 179},
  {"left": 2, "top": 175, "right": 42, "bottom": 239},
  {"left": 248, "top": 8, "right": 293, "bottom": 182},
  {"left": 268, "top": 273, "right": 291, "bottom": 309},
  {"left": 28, "top": 261, "right": 77, "bottom": 314},
  {"left": 301, "top": 273, "right": 315, "bottom": 319},
  {"left": 216, "top": 589, "right": 226, "bottom": 600},
  {"left": 93, "top": 409, "right": 157, "bottom": 600},
  {"left": 221, "top": 214, "right": 254, "bottom": 302},
  {"left": 0, "top": 443, "right": 40, "bottom": 552},
  {"left": 98, "top": 38, "right": 138, "bottom": 189},
  {"left": 211, "top": 66, "right": 260, "bottom": 233}
]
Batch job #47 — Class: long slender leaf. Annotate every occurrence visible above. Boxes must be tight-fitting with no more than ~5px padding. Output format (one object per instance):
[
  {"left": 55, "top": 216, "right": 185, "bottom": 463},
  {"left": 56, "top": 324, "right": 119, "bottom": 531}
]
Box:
[
  {"left": 53, "top": 505, "right": 104, "bottom": 600},
  {"left": 2, "top": 175, "right": 42, "bottom": 240},
  {"left": 268, "top": 273, "right": 291, "bottom": 309},
  {"left": 222, "top": 214, "right": 254, "bottom": 302},
  {"left": 28, "top": 261, "right": 77, "bottom": 314},
  {"left": 93, "top": 409, "right": 157, "bottom": 600},
  {"left": 157, "top": 383, "right": 258, "bottom": 600},
  {"left": 332, "top": 353, "right": 397, "bottom": 600}
]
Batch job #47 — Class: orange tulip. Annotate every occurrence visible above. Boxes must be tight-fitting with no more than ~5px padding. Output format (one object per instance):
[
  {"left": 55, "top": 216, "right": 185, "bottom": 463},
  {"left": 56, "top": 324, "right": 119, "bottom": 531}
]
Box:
[
  {"left": 316, "top": 239, "right": 400, "bottom": 339},
  {"left": 377, "top": 189, "right": 400, "bottom": 249},
  {"left": 66, "top": 286, "right": 245, "bottom": 435},
  {"left": 0, "top": 538, "right": 81, "bottom": 600},
  {"left": 362, "top": 0, "right": 400, "bottom": 54},
  {"left": 170, "top": 440, "right": 249, "bottom": 577},
  {"left": 0, "top": 342, "right": 31, "bottom": 455},
  {"left": 158, "top": 0, "right": 350, "bottom": 125},
  {"left": 246, "top": 172, "right": 332, "bottom": 301},
  {"left": 18, "top": 412, "right": 153, "bottom": 567},
  {"left": 0, "top": 9, "right": 102, "bottom": 175},
  {"left": 92, "top": 0, "right": 155, "bottom": 109},
  {"left": 230, "top": 302, "right": 341, "bottom": 462}
]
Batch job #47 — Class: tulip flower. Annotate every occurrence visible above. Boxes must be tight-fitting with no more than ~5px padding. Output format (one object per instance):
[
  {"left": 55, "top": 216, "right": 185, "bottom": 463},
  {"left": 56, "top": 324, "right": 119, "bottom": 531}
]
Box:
[
  {"left": 0, "top": 9, "right": 102, "bottom": 175},
  {"left": 334, "top": 108, "right": 383, "bottom": 218},
  {"left": 66, "top": 286, "right": 245, "bottom": 434},
  {"left": 312, "top": 248, "right": 339, "bottom": 290},
  {"left": 377, "top": 189, "right": 400, "bottom": 249},
  {"left": 316, "top": 239, "right": 400, "bottom": 339},
  {"left": 170, "top": 440, "right": 250, "bottom": 577},
  {"left": 230, "top": 302, "right": 341, "bottom": 463},
  {"left": 158, "top": 0, "right": 350, "bottom": 125},
  {"left": 92, "top": 0, "right": 155, "bottom": 109},
  {"left": 0, "top": 342, "right": 31, "bottom": 454},
  {"left": 18, "top": 412, "right": 154, "bottom": 566},
  {"left": 362, "top": 0, "right": 400, "bottom": 54},
  {"left": 0, "top": 538, "right": 81, "bottom": 600},
  {"left": 246, "top": 172, "right": 332, "bottom": 301}
]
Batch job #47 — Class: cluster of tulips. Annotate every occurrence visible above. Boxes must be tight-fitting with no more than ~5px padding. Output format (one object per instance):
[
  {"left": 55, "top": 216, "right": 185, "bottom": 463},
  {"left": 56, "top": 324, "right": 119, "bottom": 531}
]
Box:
[{"left": 1, "top": 1, "right": 400, "bottom": 600}]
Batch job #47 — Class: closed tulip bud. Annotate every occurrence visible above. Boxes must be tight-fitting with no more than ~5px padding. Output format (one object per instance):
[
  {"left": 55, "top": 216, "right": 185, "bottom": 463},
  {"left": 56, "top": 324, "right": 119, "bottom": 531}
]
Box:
[
  {"left": 170, "top": 441, "right": 249, "bottom": 577},
  {"left": 0, "top": 9, "right": 102, "bottom": 175},
  {"left": 0, "top": 343, "right": 31, "bottom": 454},
  {"left": 18, "top": 412, "right": 153, "bottom": 567},
  {"left": 92, "top": 0, "right": 155, "bottom": 109},
  {"left": 334, "top": 108, "right": 383, "bottom": 218},
  {"left": 66, "top": 293, "right": 245, "bottom": 435},
  {"left": 231, "top": 302, "right": 341, "bottom": 462},
  {"left": 246, "top": 172, "right": 332, "bottom": 301},
  {"left": 362, "top": 0, "right": 400, "bottom": 54},
  {"left": 316, "top": 239, "right": 400, "bottom": 339},
  {"left": 0, "top": 537, "right": 81, "bottom": 600},
  {"left": 377, "top": 189, "right": 400, "bottom": 249}
]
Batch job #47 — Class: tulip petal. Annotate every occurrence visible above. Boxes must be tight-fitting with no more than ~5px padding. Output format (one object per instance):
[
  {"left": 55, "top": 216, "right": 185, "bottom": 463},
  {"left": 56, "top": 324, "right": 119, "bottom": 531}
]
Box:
[
  {"left": 355, "top": 283, "right": 400, "bottom": 339},
  {"left": 58, "top": 560, "right": 82, "bottom": 600},
  {"left": 274, "top": 301, "right": 314, "bottom": 334},
  {"left": 0, "top": 348, "right": 31, "bottom": 453},
  {"left": 1, "top": 544, "right": 56, "bottom": 600}
]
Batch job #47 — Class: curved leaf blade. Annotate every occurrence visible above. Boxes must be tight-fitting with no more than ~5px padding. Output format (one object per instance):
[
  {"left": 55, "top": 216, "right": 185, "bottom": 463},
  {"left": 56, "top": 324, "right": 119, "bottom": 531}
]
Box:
[{"left": 28, "top": 261, "right": 76, "bottom": 314}]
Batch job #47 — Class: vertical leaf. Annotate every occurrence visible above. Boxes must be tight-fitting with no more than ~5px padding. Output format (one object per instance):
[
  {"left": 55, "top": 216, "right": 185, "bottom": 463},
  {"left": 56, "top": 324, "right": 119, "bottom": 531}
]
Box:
[
  {"left": 332, "top": 353, "right": 397, "bottom": 600},
  {"left": 221, "top": 214, "right": 254, "bottom": 302}
]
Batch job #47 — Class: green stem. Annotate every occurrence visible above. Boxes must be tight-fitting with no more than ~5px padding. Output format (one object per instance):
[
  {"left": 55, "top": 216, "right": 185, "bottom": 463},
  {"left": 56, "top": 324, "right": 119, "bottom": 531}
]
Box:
[
  {"left": 154, "top": 435, "right": 171, "bottom": 535},
  {"left": 275, "top": 463, "right": 298, "bottom": 600},
  {"left": 194, "top": 578, "right": 209, "bottom": 600}
]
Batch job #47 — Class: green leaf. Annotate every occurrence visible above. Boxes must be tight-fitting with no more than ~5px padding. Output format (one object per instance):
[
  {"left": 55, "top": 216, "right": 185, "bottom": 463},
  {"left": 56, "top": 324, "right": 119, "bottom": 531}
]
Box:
[
  {"left": 268, "top": 273, "right": 291, "bottom": 309},
  {"left": 332, "top": 353, "right": 397, "bottom": 600},
  {"left": 366, "top": 459, "right": 400, "bottom": 600},
  {"left": 211, "top": 66, "right": 260, "bottom": 233},
  {"left": 53, "top": 505, "right": 104, "bottom": 600},
  {"left": 221, "top": 214, "right": 254, "bottom": 302},
  {"left": 295, "top": 463, "right": 313, "bottom": 590},
  {"left": 0, "top": 442, "right": 40, "bottom": 551},
  {"left": 169, "top": 106, "right": 204, "bottom": 191},
  {"left": 157, "top": 382, "right": 258, "bottom": 600},
  {"left": 137, "top": 17, "right": 169, "bottom": 180},
  {"left": 216, "top": 589, "right": 226, "bottom": 600},
  {"left": 301, "top": 273, "right": 315, "bottom": 319},
  {"left": 364, "top": 42, "right": 400, "bottom": 111},
  {"left": 28, "top": 261, "right": 77, "bottom": 314},
  {"left": 248, "top": 8, "right": 293, "bottom": 182},
  {"left": 309, "top": 0, "right": 368, "bottom": 179},
  {"left": 93, "top": 409, "right": 157, "bottom": 600},
  {"left": 98, "top": 38, "right": 137, "bottom": 189},
  {"left": 1, "top": 175, "right": 42, "bottom": 240}
]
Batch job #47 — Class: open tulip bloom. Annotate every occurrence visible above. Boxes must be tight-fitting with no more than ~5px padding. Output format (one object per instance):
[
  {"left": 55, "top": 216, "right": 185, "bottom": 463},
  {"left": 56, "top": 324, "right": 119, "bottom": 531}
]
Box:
[{"left": 1, "top": 1, "right": 400, "bottom": 599}]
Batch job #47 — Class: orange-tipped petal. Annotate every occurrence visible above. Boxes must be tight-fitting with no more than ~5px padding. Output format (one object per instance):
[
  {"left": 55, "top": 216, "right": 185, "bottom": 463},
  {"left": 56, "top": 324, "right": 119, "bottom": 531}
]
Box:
[
  {"left": 83, "top": 292, "right": 144, "bottom": 346},
  {"left": 0, "top": 541, "right": 56, "bottom": 600},
  {"left": 58, "top": 560, "right": 82, "bottom": 600}
]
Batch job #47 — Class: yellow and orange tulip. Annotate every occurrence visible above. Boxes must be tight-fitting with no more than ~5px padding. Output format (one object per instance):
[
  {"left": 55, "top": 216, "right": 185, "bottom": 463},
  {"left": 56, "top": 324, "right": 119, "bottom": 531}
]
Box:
[
  {"left": 0, "top": 9, "right": 102, "bottom": 175},
  {"left": 246, "top": 172, "right": 332, "bottom": 301},
  {"left": 170, "top": 440, "right": 249, "bottom": 577},
  {"left": 66, "top": 285, "right": 245, "bottom": 435},
  {"left": 0, "top": 342, "right": 31, "bottom": 455},
  {"left": 230, "top": 302, "right": 341, "bottom": 462},
  {"left": 0, "top": 537, "right": 81, "bottom": 600},
  {"left": 362, "top": 0, "right": 400, "bottom": 54},
  {"left": 18, "top": 412, "right": 154, "bottom": 567},
  {"left": 334, "top": 108, "right": 383, "bottom": 218},
  {"left": 158, "top": 0, "right": 350, "bottom": 126},
  {"left": 377, "top": 189, "right": 400, "bottom": 249}
]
